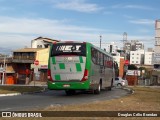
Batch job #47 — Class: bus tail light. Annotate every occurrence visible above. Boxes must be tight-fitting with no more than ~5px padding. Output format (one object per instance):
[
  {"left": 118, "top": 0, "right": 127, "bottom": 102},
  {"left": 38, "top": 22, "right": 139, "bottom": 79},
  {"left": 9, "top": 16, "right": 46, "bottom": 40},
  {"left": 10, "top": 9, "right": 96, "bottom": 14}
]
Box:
[
  {"left": 48, "top": 69, "right": 53, "bottom": 82},
  {"left": 81, "top": 69, "right": 89, "bottom": 82}
]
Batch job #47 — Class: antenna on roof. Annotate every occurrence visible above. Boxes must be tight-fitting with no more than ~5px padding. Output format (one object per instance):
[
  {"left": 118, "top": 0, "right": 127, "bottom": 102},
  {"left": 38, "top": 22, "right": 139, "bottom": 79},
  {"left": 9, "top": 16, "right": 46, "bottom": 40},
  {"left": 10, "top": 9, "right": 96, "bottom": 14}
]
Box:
[{"left": 123, "top": 32, "right": 127, "bottom": 50}]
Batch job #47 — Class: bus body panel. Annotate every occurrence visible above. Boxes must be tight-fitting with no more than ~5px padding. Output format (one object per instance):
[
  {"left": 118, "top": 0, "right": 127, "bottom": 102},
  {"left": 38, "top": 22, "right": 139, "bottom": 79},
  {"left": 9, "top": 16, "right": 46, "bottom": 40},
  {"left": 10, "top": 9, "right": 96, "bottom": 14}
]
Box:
[
  {"left": 89, "top": 45, "right": 113, "bottom": 89},
  {"left": 50, "top": 56, "right": 86, "bottom": 81},
  {"left": 90, "top": 62, "right": 113, "bottom": 89}
]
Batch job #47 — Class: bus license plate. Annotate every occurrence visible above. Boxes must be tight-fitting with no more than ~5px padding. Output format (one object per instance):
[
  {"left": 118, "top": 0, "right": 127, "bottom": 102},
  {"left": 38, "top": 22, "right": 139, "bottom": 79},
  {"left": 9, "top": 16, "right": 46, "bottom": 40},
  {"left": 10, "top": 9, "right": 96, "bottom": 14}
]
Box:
[{"left": 63, "top": 84, "right": 70, "bottom": 87}]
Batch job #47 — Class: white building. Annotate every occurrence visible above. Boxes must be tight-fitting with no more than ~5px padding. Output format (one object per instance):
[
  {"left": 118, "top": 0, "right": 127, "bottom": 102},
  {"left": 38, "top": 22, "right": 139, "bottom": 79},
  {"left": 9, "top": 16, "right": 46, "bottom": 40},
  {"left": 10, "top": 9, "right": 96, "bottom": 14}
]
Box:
[
  {"left": 154, "top": 20, "right": 160, "bottom": 67},
  {"left": 144, "top": 52, "right": 154, "bottom": 65},
  {"left": 135, "top": 41, "right": 144, "bottom": 51},
  {"left": 106, "top": 42, "right": 118, "bottom": 54},
  {"left": 130, "top": 50, "right": 144, "bottom": 65},
  {"left": 124, "top": 40, "right": 144, "bottom": 51},
  {"left": 113, "top": 52, "right": 121, "bottom": 67},
  {"left": 31, "top": 37, "right": 59, "bottom": 48}
]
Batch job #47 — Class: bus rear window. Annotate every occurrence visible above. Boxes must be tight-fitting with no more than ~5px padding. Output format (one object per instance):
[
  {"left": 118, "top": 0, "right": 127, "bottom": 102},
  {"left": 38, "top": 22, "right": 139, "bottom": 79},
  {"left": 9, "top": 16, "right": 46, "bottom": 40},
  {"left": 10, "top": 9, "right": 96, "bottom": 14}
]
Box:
[{"left": 51, "top": 43, "right": 86, "bottom": 56}]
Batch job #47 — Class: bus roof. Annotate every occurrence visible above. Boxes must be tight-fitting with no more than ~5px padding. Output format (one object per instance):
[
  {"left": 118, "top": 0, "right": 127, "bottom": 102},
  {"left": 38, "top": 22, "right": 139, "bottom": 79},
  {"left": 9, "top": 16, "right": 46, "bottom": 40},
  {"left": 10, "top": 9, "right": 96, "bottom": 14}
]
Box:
[
  {"left": 54, "top": 41, "right": 85, "bottom": 44},
  {"left": 51, "top": 41, "right": 113, "bottom": 58}
]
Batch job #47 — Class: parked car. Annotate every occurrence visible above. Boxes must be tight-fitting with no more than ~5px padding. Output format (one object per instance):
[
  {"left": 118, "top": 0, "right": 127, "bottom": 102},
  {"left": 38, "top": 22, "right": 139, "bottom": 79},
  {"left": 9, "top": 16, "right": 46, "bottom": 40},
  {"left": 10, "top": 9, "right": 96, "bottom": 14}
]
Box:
[{"left": 113, "top": 77, "right": 128, "bottom": 87}]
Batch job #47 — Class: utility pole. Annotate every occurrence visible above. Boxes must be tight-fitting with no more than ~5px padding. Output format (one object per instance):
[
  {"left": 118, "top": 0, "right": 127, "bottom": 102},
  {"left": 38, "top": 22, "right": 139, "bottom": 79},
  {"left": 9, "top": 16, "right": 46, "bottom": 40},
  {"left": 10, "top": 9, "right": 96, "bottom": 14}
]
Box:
[
  {"left": 123, "top": 32, "right": 128, "bottom": 80},
  {"left": 2, "top": 56, "right": 6, "bottom": 85},
  {"left": 123, "top": 32, "right": 127, "bottom": 51},
  {"left": 100, "top": 35, "right": 102, "bottom": 49}
]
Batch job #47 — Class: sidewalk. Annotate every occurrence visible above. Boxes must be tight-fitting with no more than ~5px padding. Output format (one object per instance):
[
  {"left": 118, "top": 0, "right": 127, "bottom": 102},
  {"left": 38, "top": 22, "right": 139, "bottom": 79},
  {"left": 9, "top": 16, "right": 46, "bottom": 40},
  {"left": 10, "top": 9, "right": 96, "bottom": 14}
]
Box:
[
  {"left": 128, "top": 85, "right": 160, "bottom": 88},
  {"left": 0, "top": 80, "right": 47, "bottom": 86},
  {"left": 0, "top": 85, "right": 47, "bottom": 97},
  {"left": 0, "top": 93, "right": 21, "bottom": 97}
]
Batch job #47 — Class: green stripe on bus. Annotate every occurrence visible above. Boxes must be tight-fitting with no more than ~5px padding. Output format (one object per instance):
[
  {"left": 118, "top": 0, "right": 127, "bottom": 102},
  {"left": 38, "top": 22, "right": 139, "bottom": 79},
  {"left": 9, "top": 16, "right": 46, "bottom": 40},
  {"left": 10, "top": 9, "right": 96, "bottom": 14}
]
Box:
[
  {"left": 76, "top": 63, "right": 82, "bottom": 72},
  {"left": 79, "top": 56, "right": 83, "bottom": 63},
  {"left": 59, "top": 63, "right": 65, "bottom": 69},
  {"left": 55, "top": 74, "right": 61, "bottom": 80},
  {"left": 52, "top": 57, "right": 56, "bottom": 64}
]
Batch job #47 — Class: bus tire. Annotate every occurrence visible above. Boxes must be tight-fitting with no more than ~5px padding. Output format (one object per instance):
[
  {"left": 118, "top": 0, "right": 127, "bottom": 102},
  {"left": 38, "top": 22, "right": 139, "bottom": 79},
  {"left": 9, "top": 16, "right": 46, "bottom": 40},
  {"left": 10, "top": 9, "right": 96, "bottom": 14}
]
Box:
[
  {"left": 65, "top": 90, "right": 75, "bottom": 95},
  {"left": 94, "top": 83, "right": 101, "bottom": 94},
  {"left": 108, "top": 87, "right": 112, "bottom": 91},
  {"left": 108, "top": 79, "right": 113, "bottom": 91}
]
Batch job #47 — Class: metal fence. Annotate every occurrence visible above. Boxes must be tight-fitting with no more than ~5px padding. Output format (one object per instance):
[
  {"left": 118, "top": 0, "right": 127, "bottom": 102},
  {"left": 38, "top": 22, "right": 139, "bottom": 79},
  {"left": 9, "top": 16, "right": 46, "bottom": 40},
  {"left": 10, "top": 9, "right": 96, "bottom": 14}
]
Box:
[{"left": 138, "top": 79, "right": 154, "bottom": 86}]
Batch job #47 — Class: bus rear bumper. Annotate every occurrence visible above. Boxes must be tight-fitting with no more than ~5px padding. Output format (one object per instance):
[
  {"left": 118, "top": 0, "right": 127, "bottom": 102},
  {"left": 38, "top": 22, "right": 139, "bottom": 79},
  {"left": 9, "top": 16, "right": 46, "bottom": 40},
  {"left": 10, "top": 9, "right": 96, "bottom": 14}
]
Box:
[{"left": 47, "top": 81, "right": 90, "bottom": 90}]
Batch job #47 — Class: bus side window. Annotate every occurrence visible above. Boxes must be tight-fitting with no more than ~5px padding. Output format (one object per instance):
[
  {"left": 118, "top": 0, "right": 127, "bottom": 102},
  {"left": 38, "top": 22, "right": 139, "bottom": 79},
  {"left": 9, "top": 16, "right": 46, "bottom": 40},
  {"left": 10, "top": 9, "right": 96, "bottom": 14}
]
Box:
[
  {"left": 97, "top": 51, "right": 100, "bottom": 65},
  {"left": 105, "top": 56, "right": 112, "bottom": 68},
  {"left": 99, "top": 53, "right": 103, "bottom": 66},
  {"left": 110, "top": 59, "right": 113, "bottom": 68},
  {"left": 109, "top": 58, "right": 113, "bottom": 68},
  {"left": 104, "top": 55, "right": 108, "bottom": 67},
  {"left": 91, "top": 48, "right": 97, "bottom": 64}
]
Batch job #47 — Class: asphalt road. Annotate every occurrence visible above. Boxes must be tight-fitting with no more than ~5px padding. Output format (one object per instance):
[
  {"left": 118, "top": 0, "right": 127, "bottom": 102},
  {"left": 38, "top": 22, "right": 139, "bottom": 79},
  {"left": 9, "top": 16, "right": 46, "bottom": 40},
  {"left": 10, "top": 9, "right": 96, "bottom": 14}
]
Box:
[{"left": 0, "top": 87, "right": 130, "bottom": 111}]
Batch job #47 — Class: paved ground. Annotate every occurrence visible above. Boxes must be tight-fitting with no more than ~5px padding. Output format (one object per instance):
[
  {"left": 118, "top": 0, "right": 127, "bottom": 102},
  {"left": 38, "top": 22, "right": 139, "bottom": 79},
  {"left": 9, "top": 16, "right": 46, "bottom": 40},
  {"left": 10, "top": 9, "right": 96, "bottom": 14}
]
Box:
[{"left": 0, "top": 87, "right": 131, "bottom": 111}]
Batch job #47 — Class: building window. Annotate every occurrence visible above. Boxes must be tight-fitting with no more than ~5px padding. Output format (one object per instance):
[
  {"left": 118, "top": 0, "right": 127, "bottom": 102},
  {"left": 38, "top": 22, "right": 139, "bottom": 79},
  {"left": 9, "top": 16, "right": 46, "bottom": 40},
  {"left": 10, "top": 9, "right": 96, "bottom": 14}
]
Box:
[
  {"left": 136, "top": 61, "right": 138, "bottom": 63},
  {"left": 132, "top": 53, "right": 134, "bottom": 55},
  {"left": 132, "top": 57, "right": 134, "bottom": 59},
  {"left": 137, "top": 57, "right": 139, "bottom": 59},
  {"left": 132, "top": 61, "right": 134, "bottom": 63},
  {"left": 37, "top": 45, "right": 43, "bottom": 48}
]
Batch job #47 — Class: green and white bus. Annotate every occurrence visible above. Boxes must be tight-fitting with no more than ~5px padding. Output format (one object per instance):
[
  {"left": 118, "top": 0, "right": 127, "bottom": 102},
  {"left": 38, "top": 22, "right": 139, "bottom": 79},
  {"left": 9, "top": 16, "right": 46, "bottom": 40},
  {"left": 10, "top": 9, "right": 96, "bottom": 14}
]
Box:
[{"left": 47, "top": 41, "right": 115, "bottom": 95}]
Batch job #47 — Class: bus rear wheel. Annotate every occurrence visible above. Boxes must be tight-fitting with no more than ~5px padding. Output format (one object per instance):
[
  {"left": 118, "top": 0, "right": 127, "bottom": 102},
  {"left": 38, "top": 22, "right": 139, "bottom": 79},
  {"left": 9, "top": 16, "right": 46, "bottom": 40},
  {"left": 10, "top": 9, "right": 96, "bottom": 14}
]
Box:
[
  {"left": 65, "top": 90, "right": 76, "bottom": 95},
  {"left": 94, "top": 83, "right": 101, "bottom": 94},
  {"left": 108, "top": 79, "right": 113, "bottom": 91}
]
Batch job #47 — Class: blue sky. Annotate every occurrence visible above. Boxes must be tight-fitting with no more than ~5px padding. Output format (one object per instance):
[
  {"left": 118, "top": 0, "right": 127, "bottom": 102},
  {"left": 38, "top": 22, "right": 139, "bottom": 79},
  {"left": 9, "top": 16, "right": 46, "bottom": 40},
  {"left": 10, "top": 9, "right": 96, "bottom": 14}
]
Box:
[{"left": 0, "top": 0, "right": 159, "bottom": 51}]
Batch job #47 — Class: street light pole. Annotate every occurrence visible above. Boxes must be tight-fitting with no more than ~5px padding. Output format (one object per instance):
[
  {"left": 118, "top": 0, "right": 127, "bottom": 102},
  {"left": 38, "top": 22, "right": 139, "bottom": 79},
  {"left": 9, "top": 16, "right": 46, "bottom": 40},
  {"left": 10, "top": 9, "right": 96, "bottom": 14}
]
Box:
[
  {"left": 100, "top": 35, "right": 102, "bottom": 49},
  {"left": 2, "top": 56, "right": 6, "bottom": 85}
]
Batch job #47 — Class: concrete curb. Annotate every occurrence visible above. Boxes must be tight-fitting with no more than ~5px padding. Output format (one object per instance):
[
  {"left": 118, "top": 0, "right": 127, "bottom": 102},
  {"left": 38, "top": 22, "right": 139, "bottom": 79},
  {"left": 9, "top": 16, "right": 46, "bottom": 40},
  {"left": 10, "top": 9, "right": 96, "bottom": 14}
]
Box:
[
  {"left": 0, "top": 87, "right": 47, "bottom": 97},
  {"left": 22, "top": 87, "right": 48, "bottom": 94},
  {"left": 0, "top": 93, "right": 21, "bottom": 97}
]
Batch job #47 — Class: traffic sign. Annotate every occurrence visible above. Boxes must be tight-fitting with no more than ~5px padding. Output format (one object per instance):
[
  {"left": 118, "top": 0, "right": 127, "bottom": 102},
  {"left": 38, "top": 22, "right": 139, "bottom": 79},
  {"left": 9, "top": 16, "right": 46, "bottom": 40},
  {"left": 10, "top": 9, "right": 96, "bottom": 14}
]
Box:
[
  {"left": 34, "top": 60, "right": 39, "bottom": 66},
  {"left": 124, "top": 60, "right": 129, "bottom": 65}
]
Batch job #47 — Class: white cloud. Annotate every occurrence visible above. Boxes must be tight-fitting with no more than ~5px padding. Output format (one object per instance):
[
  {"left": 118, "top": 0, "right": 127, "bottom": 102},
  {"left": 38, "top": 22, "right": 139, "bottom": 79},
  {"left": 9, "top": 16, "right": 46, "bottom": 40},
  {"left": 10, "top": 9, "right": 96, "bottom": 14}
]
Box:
[
  {"left": 0, "top": 16, "right": 106, "bottom": 48},
  {"left": 0, "top": 34, "right": 35, "bottom": 49},
  {"left": 112, "top": 4, "right": 154, "bottom": 10},
  {"left": 0, "top": 16, "right": 154, "bottom": 50},
  {"left": 53, "top": 0, "right": 103, "bottom": 13},
  {"left": 137, "top": 29, "right": 151, "bottom": 33},
  {"left": 129, "top": 19, "right": 154, "bottom": 25},
  {"left": 0, "top": 16, "right": 104, "bottom": 33},
  {"left": 124, "top": 5, "right": 153, "bottom": 10}
]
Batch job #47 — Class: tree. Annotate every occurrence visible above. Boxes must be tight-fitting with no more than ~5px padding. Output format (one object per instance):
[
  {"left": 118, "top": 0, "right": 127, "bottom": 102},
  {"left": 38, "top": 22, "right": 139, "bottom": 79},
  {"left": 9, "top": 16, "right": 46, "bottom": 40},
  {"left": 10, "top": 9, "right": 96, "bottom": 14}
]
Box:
[
  {"left": 128, "top": 64, "right": 138, "bottom": 70},
  {"left": 138, "top": 67, "right": 151, "bottom": 79},
  {"left": 139, "top": 67, "right": 146, "bottom": 71}
]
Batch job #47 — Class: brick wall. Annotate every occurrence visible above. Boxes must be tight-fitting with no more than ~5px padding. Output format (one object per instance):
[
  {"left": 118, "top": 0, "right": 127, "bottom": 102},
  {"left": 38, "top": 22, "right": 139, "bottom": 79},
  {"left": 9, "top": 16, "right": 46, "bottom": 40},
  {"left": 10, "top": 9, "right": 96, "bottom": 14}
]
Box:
[{"left": 119, "top": 58, "right": 124, "bottom": 78}]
